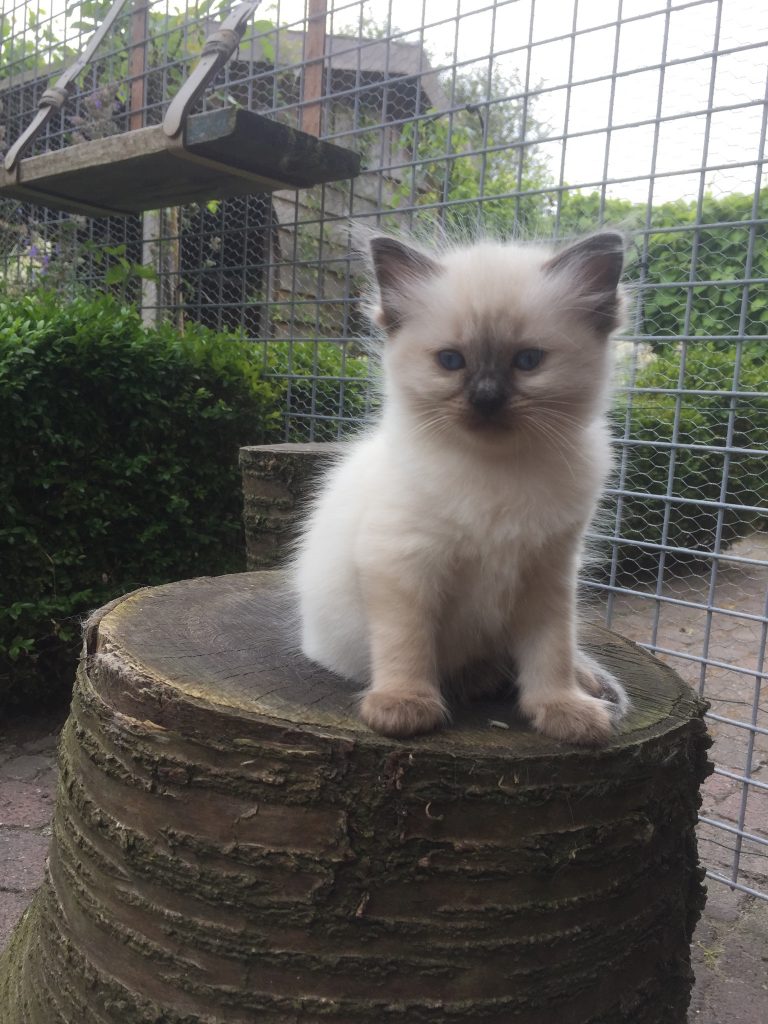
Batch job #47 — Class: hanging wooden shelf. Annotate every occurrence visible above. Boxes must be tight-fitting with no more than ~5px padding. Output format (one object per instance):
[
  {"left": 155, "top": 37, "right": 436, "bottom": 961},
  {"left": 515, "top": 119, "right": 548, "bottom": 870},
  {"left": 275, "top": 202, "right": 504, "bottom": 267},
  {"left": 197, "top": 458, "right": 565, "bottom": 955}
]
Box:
[
  {"left": 0, "top": 107, "right": 361, "bottom": 217},
  {"left": 0, "top": 0, "right": 360, "bottom": 217}
]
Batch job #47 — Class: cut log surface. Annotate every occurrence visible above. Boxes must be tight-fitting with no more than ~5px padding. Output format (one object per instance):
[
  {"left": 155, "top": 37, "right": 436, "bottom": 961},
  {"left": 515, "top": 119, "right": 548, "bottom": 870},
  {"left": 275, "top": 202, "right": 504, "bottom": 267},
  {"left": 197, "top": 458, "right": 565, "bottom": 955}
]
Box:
[{"left": 0, "top": 570, "right": 711, "bottom": 1024}]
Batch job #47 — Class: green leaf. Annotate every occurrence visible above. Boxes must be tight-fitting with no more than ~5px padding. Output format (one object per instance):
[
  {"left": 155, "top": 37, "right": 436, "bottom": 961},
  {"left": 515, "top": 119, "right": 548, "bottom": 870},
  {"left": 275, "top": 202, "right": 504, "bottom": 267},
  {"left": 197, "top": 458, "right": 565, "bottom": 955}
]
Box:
[
  {"left": 0, "top": 288, "right": 291, "bottom": 716},
  {"left": 104, "top": 265, "right": 127, "bottom": 285}
]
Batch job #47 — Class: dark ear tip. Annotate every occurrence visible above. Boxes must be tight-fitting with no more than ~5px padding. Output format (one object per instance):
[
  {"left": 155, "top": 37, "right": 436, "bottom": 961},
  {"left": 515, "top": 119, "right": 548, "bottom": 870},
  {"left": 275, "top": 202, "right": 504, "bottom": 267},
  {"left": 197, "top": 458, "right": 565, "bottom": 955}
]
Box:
[
  {"left": 544, "top": 230, "right": 627, "bottom": 295},
  {"left": 368, "top": 237, "right": 418, "bottom": 274},
  {"left": 588, "top": 230, "right": 626, "bottom": 253},
  {"left": 368, "top": 236, "right": 440, "bottom": 281},
  {"left": 369, "top": 236, "right": 409, "bottom": 259}
]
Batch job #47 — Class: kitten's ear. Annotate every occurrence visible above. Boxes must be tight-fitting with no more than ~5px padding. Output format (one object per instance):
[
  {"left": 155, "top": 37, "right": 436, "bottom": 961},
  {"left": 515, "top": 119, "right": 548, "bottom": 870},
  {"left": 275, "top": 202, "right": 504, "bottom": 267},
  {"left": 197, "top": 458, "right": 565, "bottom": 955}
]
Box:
[
  {"left": 369, "top": 237, "right": 439, "bottom": 330},
  {"left": 544, "top": 231, "right": 626, "bottom": 334}
]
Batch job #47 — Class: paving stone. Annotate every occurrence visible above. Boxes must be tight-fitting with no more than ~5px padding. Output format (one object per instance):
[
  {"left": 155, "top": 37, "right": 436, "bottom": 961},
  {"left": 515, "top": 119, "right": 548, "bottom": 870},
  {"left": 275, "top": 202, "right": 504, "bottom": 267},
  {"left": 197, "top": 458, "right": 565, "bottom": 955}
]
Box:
[
  {"left": 0, "top": 891, "right": 31, "bottom": 954},
  {"left": 0, "top": 753, "right": 54, "bottom": 782},
  {"left": 707, "top": 786, "right": 746, "bottom": 825},
  {"left": 701, "top": 888, "right": 741, "bottom": 924},
  {"left": 0, "top": 828, "right": 50, "bottom": 892},
  {"left": 690, "top": 894, "right": 768, "bottom": 1023},
  {"left": 35, "top": 767, "right": 59, "bottom": 798},
  {"left": 0, "top": 779, "right": 57, "bottom": 828},
  {"left": 0, "top": 745, "right": 20, "bottom": 769},
  {"left": 21, "top": 732, "right": 61, "bottom": 756},
  {"left": 702, "top": 772, "right": 740, "bottom": 810}
]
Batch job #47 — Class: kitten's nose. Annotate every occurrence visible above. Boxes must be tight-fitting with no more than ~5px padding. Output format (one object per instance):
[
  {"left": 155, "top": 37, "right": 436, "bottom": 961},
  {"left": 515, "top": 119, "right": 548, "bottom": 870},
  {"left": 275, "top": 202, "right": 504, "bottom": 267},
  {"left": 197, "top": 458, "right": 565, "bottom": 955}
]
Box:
[{"left": 469, "top": 379, "right": 507, "bottom": 416}]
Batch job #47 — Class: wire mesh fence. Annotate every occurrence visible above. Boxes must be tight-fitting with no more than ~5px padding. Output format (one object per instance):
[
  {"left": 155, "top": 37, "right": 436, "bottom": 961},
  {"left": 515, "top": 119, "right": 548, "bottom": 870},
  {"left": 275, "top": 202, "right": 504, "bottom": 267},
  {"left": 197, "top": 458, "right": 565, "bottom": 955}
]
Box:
[{"left": 1, "top": 0, "right": 766, "bottom": 898}]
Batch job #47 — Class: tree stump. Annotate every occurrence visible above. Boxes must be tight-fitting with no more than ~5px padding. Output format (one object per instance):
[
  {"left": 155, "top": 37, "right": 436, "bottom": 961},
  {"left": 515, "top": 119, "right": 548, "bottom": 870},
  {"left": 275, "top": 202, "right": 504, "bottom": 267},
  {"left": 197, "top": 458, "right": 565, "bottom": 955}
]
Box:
[
  {"left": 240, "top": 443, "right": 341, "bottom": 570},
  {"left": 2, "top": 444, "right": 712, "bottom": 1022},
  {"left": 0, "top": 567, "right": 710, "bottom": 1024}
]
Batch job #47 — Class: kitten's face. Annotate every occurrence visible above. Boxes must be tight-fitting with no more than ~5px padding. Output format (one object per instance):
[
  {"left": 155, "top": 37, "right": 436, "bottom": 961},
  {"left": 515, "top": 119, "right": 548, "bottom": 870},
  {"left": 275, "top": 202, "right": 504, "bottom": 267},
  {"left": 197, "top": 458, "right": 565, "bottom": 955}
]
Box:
[{"left": 370, "top": 236, "right": 625, "bottom": 448}]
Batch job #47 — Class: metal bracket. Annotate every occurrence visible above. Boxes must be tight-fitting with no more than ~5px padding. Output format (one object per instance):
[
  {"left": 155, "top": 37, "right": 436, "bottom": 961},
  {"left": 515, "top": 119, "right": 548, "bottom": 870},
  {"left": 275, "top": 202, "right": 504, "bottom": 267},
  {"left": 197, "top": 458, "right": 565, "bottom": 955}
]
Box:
[
  {"left": 3, "top": 0, "right": 263, "bottom": 178},
  {"left": 162, "top": 2, "right": 262, "bottom": 140},
  {"left": 3, "top": 0, "right": 132, "bottom": 174}
]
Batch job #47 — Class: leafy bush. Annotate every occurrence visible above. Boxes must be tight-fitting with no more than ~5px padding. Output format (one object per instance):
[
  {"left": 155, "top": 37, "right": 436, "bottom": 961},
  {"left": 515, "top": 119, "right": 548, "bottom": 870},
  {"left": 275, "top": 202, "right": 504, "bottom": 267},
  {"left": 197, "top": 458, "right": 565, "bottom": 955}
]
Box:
[
  {"left": 0, "top": 290, "right": 281, "bottom": 714},
  {"left": 605, "top": 342, "right": 768, "bottom": 580},
  {"left": 558, "top": 187, "right": 768, "bottom": 346}
]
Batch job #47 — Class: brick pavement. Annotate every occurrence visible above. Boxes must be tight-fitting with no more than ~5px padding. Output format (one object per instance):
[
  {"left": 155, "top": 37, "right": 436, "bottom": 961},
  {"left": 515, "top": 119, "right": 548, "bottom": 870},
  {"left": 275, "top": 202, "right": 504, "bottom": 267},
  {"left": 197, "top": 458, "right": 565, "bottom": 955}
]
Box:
[
  {"left": 593, "top": 532, "right": 768, "bottom": 894},
  {"left": 0, "top": 712, "right": 64, "bottom": 951}
]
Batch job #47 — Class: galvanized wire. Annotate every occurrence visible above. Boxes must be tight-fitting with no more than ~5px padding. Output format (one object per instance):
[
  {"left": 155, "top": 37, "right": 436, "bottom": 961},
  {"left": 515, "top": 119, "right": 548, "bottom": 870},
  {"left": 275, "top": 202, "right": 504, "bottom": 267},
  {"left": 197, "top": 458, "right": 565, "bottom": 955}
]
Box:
[{"left": 1, "top": 0, "right": 766, "bottom": 898}]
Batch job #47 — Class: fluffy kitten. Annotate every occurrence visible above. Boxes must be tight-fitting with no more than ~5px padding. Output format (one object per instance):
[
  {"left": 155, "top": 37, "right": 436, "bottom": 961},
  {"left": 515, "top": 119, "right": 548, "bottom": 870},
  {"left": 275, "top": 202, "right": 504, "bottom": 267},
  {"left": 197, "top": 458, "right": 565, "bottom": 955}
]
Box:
[{"left": 294, "top": 232, "right": 629, "bottom": 744}]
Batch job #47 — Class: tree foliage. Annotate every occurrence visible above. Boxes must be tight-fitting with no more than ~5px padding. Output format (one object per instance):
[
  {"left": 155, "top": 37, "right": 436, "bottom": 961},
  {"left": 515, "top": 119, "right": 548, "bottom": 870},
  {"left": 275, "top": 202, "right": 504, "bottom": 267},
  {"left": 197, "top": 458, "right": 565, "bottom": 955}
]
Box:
[
  {"left": 600, "top": 341, "right": 768, "bottom": 580},
  {"left": 557, "top": 188, "right": 768, "bottom": 576},
  {"left": 392, "top": 66, "right": 553, "bottom": 235}
]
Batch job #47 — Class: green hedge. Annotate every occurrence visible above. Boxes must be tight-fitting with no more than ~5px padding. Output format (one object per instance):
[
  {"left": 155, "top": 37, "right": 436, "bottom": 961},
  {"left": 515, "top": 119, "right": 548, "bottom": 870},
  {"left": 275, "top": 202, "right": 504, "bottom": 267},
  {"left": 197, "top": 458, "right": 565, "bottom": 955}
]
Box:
[
  {"left": 0, "top": 291, "right": 281, "bottom": 714},
  {"left": 557, "top": 187, "right": 768, "bottom": 346},
  {"left": 606, "top": 341, "right": 768, "bottom": 580}
]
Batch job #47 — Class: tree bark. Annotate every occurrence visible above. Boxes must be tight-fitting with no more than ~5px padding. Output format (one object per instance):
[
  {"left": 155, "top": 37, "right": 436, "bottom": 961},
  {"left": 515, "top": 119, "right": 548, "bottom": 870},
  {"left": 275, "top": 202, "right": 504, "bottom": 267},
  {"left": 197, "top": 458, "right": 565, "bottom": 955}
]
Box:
[
  {"left": 0, "top": 567, "right": 711, "bottom": 1023},
  {"left": 240, "top": 442, "right": 341, "bottom": 569}
]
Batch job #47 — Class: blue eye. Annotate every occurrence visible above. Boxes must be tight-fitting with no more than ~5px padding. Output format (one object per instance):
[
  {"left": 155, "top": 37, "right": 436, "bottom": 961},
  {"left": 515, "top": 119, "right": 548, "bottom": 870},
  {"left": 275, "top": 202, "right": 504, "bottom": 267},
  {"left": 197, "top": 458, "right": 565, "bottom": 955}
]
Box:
[
  {"left": 437, "top": 349, "right": 466, "bottom": 371},
  {"left": 513, "top": 348, "right": 544, "bottom": 371}
]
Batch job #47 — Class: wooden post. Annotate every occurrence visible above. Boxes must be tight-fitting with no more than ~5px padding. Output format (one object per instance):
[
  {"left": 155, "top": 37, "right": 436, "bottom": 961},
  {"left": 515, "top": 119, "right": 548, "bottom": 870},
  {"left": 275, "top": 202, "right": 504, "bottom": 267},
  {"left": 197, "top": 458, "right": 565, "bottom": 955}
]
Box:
[
  {"left": 0, "top": 445, "right": 713, "bottom": 1023},
  {"left": 128, "top": 0, "right": 149, "bottom": 132},
  {"left": 128, "top": 0, "right": 160, "bottom": 327},
  {"left": 300, "top": 0, "right": 328, "bottom": 136}
]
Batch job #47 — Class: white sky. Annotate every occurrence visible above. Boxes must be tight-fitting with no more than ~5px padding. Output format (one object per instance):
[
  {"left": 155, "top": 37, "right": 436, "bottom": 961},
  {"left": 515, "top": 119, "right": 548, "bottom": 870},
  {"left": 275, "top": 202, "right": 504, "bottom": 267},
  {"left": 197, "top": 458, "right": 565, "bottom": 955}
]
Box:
[
  {"left": 38, "top": 0, "right": 768, "bottom": 204},
  {"left": 267, "top": 0, "right": 768, "bottom": 204}
]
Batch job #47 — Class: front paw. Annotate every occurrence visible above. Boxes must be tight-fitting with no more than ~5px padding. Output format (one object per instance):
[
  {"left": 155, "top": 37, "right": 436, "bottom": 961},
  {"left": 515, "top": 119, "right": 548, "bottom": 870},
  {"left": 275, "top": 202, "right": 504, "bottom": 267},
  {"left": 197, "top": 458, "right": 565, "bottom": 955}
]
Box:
[
  {"left": 523, "top": 689, "right": 619, "bottom": 746},
  {"left": 360, "top": 689, "right": 449, "bottom": 737}
]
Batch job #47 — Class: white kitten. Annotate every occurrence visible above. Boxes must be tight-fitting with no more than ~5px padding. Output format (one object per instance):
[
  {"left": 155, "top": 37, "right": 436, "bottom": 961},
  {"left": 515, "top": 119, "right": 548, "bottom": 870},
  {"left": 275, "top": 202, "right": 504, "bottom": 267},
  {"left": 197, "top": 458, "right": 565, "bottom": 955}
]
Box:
[{"left": 294, "top": 233, "right": 629, "bottom": 744}]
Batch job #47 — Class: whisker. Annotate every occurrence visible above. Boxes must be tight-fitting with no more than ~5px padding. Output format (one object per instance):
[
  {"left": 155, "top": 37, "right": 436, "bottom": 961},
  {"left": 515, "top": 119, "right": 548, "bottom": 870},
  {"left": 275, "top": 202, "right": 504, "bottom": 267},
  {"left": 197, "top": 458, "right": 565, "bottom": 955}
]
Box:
[{"left": 410, "top": 411, "right": 455, "bottom": 440}]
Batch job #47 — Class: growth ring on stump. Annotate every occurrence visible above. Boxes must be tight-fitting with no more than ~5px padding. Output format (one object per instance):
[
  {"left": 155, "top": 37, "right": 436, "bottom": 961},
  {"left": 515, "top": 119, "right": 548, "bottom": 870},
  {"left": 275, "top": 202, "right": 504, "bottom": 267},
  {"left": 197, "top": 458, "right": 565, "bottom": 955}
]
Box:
[{"left": 0, "top": 570, "right": 710, "bottom": 1024}]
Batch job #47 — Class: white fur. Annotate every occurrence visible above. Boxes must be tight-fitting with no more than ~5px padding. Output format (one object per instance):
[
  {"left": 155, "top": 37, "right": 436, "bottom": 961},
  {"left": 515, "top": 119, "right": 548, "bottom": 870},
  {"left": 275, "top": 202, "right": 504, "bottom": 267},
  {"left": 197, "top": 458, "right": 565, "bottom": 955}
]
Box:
[
  {"left": 297, "top": 419, "right": 611, "bottom": 675},
  {"left": 294, "top": 236, "right": 629, "bottom": 743}
]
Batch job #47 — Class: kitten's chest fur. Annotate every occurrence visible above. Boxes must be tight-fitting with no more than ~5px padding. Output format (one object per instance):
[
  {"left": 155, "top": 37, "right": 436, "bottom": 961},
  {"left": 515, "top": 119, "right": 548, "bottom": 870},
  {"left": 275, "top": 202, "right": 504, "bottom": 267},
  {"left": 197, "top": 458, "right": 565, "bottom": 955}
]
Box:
[
  {"left": 403, "top": 434, "right": 603, "bottom": 547},
  {"left": 439, "top": 538, "right": 526, "bottom": 669},
  {"left": 391, "top": 438, "right": 605, "bottom": 668}
]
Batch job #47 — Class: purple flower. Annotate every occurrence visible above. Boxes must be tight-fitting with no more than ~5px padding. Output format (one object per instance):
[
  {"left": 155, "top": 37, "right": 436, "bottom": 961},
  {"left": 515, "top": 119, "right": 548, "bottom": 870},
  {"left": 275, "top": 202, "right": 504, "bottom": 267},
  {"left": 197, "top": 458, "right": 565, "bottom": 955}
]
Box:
[{"left": 29, "top": 244, "right": 39, "bottom": 257}]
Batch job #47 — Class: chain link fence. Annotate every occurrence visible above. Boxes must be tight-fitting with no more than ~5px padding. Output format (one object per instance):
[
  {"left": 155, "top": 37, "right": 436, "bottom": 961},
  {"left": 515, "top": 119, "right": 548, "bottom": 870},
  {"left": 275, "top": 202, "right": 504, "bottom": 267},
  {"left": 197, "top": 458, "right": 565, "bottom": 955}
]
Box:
[{"left": 1, "top": 0, "right": 766, "bottom": 898}]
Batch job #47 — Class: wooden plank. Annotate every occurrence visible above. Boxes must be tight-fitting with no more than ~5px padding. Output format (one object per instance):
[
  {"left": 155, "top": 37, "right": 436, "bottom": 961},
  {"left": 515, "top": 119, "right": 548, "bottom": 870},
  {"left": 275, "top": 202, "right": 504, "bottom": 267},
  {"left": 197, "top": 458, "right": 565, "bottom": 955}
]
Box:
[
  {"left": 0, "top": 108, "right": 360, "bottom": 215},
  {"left": 185, "top": 109, "right": 359, "bottom": 186}
]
